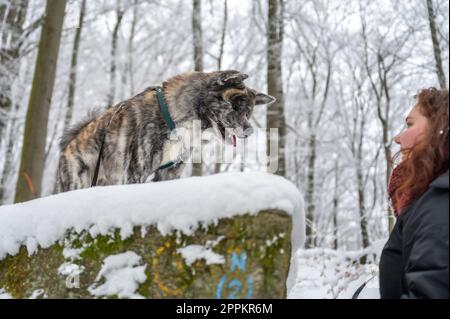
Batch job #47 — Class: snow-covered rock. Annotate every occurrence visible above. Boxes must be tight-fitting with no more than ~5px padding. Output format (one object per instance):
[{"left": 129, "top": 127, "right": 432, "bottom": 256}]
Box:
[
  {"left": 177, "top": 245, "right": 226, "bottom": 266},
  {"left": 0, "top": 172, "right": 305, "bottom": 299},
  {"left": 88, "top": 251, "right": 147, "bottom": 299},
  {"left": 0, "top": 288, "right": 12, "bottom": 299}
]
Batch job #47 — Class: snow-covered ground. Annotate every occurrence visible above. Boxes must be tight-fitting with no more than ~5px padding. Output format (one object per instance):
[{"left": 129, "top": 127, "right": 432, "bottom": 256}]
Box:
[{"left": 288, "top": 242, "right": 384, "bottom": 299}]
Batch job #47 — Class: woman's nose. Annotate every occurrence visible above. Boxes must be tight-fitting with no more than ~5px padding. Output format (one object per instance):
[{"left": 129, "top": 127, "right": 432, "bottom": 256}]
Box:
[{"left": 394, "top": 132, "right": 402, "bottom": 145}]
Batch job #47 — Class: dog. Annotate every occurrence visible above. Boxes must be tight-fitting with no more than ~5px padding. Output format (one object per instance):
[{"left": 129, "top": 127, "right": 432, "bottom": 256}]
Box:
[{"left": 56, "top": 70, "right": 275, "bottom": 192}]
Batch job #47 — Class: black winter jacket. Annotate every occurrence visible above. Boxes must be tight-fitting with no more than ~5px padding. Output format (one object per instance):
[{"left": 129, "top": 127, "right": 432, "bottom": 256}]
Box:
[{"left": 379, "top": 170, "right": 449, "bottom": 299}]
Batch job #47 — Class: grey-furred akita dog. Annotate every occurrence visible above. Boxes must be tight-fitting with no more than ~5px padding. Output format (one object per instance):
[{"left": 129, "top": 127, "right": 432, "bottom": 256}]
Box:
[{"left": 56, "top": 70, "right": 276, "bottom": 192}]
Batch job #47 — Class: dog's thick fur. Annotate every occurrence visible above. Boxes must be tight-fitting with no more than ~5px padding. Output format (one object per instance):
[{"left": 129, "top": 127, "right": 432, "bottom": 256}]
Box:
[{"left": 56, "top": 70, "right": 275, "bottom": 192}]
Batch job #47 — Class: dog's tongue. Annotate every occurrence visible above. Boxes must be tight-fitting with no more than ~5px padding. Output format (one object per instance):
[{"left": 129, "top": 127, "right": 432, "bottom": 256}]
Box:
[{"left": 232, "top": 135, "right": 237, "bottom": 147}]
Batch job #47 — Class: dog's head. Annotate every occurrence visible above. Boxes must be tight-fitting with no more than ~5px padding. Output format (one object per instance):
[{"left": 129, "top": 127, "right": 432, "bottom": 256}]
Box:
[{"left": 204, "top": 71, "right": 276, "bottom": 146}]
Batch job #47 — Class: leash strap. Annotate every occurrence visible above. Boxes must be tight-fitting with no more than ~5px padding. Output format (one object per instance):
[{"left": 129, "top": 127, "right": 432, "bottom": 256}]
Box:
[
  {"left": 91, "top": 138, "right": 105, "bottom": 187},
  {"left": 153, "top": 86, "right": 181, "bottom": 171},
  {"left": 155, "top": 87, "right": 176, "bottom": 131},
  {"left": 352, "top": 275, "right": 375, "bottom": 299}
]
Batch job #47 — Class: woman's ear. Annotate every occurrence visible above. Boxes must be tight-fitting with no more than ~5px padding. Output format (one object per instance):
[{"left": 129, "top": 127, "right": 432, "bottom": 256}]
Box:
[{"left": 255, "top": 92, "right": 276, "bottom": 106}]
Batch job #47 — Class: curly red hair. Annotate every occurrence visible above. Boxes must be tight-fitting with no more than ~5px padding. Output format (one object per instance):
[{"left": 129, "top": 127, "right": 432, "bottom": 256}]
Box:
[{"left": 390, "top": 88, "right": 449, "bottom": 215}]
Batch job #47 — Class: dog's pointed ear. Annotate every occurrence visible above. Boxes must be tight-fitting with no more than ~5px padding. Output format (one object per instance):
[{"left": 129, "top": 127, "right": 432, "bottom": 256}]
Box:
[
  {"left": 255, "top": 92, "right": 276, "bottom": 106},
  {"left": 210, "top": 70, "right": 249, "bottom": 90}
]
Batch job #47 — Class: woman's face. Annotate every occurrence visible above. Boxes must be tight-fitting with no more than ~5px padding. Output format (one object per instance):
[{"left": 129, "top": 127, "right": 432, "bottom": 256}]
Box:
[{"left": 394, "top": 105, "right": 430, "bottom": 157}]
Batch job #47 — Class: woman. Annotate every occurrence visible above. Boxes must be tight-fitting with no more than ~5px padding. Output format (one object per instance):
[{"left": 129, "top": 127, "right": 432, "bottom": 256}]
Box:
[{"left": 379, "top": 87, "right": 449, "bottom": 299}]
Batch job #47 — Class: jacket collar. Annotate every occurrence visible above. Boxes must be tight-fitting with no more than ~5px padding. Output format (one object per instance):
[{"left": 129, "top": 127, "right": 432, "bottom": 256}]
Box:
[{"left": 430, "top": 170, "right": 449, "bottom": 189}]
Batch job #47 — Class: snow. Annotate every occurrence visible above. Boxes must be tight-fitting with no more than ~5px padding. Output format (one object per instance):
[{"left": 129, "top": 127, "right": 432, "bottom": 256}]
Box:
[
  {"left": 0, "top": 171, "right": 304, "bottom": 255},
  {"left": 0, "top": 172, "right": 304, "bottom": 297},
  {"left": 288, "top": 241, "right": 385, "bottom": 299},
  {"left": 0, "top": 288, "right": 12, "bottom": 299},
  {"left": 58, "top": 263, "right": 85, "bottom": 277},
  {"left": 62, "top": 247, "right": 84, "bottom": 261},
  {"left": 177, "top": 245, "right": 225, "bottom": 266},
  {"left": 29, "top": 289, "right": 47, "bottom": 299},
  {"left": 177, "top": 235, "right": 226, "bottom": 266},
  {"left": 88, "top": 251, "right": 147, "bottom": 299}
]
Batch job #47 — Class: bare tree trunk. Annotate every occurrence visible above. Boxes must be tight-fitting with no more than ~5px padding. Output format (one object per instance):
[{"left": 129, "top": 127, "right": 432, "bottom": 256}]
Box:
[
  {"left": 0, "top": 54, "right": 34, "bottom": 203},
  {"left": 14, "top": 0, "right": 67, "bottom": 203},
  {"left": 107, "top": 0, "right": 124, "bottom": 106},
  {"left": 332, "top": 159, "right": 339, "bottom": 250},
  {"left": 305, "top": 131, "right": 316, "bottom": 248},
  {"left": 378, "top": 53, "right": 395, "bottom": 232},
  {"left": 370, "top": 60, "right": 395, "bottom": 232},
  {"left": 267, "top": 0, "right": 286, "bottom": 177},
  {"left": 361, "top": 12, "right": 395, "bottom": 232},
  {"left": 48, "top": 0, "right": 86, "bottom": 195},
  {"left": 191, "top": 0, "right": 204, "bottom": 177},
  {"left": 0, "top": 0, "right": 27, "bottom": 139},
  {"left": 351, "top": 95, "right": 370, "bottom": 261},
  {"left": 426, "top": 0, "right": 447, "bottom": 90},
  {"left": 192, "top": 0, "right": 204, "bottom": 72},
  {"left": 127, "top": 0, "right": 138, "bottom": 96},
  {"left": 304, "top": 92, "right": 317, "bottom": 248},
  {"left": 0, "top": 0, "right": 28, "bottom": 203},
  {"left": 217, "top": 0, "right": 228, "bottom": 70},
  {"left": 357, "top": 165, "right": 369, "bottom": 264},
  {"left": 357, "top": 160, "right": 369, "bottom": 249},
  {"left": 64, "top": 0, "right": 86, "bottom": 130},
  {"left": 0, "top": 104, "right": 19, "bottom": 203},
  {"left": 291, "top": 4, "right": 335, "bottom": 248},
  {"left": 305, "top": 63, "right": 331, "bottom": 248}
]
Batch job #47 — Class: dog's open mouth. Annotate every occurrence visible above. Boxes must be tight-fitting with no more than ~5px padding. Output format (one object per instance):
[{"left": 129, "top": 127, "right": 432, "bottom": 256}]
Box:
[{"left": 218, "top": 122, "right": 237, "bottom": 147}]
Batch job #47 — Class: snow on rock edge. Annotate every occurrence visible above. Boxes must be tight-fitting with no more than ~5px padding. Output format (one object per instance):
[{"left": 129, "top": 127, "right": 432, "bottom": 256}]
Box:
[{"left": 0, "top": 172, "right": 305, "bottom": 258}]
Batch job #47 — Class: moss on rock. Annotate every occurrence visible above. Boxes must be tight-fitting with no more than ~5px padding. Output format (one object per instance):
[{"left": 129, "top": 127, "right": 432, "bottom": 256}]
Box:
[{"left": 0, "top": 210, "right": 292, "bottom": 299}]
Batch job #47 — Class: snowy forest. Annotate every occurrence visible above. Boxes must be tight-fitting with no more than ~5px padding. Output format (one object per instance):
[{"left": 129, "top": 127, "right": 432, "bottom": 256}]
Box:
[{"left": 0, "top": 0, "right": 448, "bottom": 298}]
